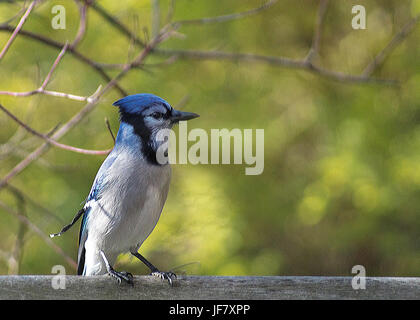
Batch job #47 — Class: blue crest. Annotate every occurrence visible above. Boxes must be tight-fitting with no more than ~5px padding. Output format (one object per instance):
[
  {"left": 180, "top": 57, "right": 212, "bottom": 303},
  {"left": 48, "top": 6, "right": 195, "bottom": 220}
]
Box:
[{"left": 113, "top": 93, "right": 170, "bottom": 114}]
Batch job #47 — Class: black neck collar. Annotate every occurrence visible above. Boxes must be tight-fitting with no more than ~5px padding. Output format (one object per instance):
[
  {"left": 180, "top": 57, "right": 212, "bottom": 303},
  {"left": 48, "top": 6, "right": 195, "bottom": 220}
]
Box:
[{"left": 119, "top": 111, "right": 160, "bottom": 166}]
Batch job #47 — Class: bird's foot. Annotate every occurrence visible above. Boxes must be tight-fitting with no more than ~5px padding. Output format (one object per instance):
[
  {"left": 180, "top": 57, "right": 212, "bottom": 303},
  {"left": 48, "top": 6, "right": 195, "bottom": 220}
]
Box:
[
  {"left": 150, "top": 270, "right": 177, "bottom": 286},
  {"left": 100, "top": 250, "right": 133, "bottom": 285},
  {"left": 108, "top": 269, "right": 134, "bottom": 286}
]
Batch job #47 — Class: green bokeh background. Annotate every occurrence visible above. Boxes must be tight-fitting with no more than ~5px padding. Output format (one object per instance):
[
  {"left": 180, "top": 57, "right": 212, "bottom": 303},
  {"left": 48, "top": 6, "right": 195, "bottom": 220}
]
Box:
[{"left": 0, "top": 0, "right": 419, "bottom": 276}]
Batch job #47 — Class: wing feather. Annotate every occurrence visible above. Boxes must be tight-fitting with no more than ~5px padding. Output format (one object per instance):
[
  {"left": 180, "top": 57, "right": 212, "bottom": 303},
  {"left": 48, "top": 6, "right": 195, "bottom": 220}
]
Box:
[{"left": 77, "top": 153, "right": 118, "bottom": 275}]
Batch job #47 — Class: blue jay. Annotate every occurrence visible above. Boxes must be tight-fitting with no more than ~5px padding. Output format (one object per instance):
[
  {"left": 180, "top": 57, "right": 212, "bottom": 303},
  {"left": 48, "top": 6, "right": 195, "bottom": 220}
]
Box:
[{"left": 51, "top": 93, "right": 199, "bottom": 285}]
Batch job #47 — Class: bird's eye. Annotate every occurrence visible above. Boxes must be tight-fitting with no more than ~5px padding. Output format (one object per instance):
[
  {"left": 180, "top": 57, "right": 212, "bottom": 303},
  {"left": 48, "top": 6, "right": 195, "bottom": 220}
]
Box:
[{"left": 150, "top": 112, "right": 162, "bottom": 119}]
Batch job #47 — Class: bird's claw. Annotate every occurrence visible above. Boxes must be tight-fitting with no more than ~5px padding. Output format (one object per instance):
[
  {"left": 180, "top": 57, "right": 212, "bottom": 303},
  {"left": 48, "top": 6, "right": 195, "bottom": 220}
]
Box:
[
  {"left": 150, "top": 270, "right": 177, "bottom": 286},
  {"left": 109, "top": 270, "right": 134, "bottom": 286}
]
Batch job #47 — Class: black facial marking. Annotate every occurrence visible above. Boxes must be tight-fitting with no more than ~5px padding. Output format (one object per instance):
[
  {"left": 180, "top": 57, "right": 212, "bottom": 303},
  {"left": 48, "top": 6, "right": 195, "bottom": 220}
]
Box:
[
  {"left": 163, "top": 110, "right": 171, "bottom": 120},
  {"left": 119, "top": 110, "right": 160, "bottom": 165}
]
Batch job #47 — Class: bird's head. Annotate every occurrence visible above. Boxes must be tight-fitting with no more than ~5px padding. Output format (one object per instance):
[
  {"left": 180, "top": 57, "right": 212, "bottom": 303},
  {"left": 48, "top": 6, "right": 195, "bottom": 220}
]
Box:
[
  {"left": 113, "top": 93, "right": 199, "bottom": 135},
  {"left": 113, "top": 94, "right": 199, "bottom": 164}
]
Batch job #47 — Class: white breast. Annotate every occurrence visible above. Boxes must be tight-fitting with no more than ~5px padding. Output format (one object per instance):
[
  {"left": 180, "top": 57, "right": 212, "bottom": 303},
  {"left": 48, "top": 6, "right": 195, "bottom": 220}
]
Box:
[{"left": 85, "top": 149, "right": 171, "bottom": 262}]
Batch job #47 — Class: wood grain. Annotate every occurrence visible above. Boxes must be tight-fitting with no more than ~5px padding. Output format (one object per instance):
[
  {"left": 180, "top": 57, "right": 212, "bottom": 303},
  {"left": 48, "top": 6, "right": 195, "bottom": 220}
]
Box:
[{"left": 0, "top": 276, "right": 419, "bottom": 300}]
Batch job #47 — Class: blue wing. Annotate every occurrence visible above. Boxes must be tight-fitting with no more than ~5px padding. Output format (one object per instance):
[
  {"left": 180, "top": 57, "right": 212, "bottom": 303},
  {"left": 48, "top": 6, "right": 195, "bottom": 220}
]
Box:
[{"left": 77, "top": 152, "right": 118, "bottom": 275}]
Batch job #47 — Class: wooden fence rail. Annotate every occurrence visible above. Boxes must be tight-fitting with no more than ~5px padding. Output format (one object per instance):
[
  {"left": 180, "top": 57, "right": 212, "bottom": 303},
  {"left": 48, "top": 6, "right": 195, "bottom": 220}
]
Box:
[{"left": 0, "top": 276, "right": 419, "bottom": 299}]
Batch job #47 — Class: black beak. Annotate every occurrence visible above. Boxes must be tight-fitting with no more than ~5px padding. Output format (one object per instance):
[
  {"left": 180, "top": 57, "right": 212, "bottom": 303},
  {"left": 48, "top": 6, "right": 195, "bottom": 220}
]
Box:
[{"left": 171, "top": 110, "right": 200, "bottom": 123}]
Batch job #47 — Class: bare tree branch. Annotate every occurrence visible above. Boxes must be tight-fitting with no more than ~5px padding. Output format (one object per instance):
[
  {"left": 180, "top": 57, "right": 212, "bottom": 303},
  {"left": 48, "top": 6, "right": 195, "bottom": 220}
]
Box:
[
  {"left": 155, "top": 48, "right": 398, "bottom": 85},
  {"left": 305, "top": 0, "right": 328, "bottom": 63},
  {"left": 1, "top": 145, "right": 53, "bottom": 168},
  {"left": 87, "top": 0, "right": 146, "bottom": 47},
  {"left": 0, "top": 142, "right": 52, "bottom": 191},
  {"left": 40, "top": 42, "right": 69, "bottom": 89},
  {"left": 165, "top": 0, "right": 176, "bottom": 25},
  {"left": 71, "top": 0, "right": 88, "bottom": 49},
  {"left": 0, "top": 0, "right": 38, "bottom": 61},
  {"left": 1, "top": 1, "right": 399, "bottom": 85},
  {"left": 88, "top": 1, "right": 399, "bottom": 85},
  {"left": 0, "top": 26, "right": 128, "bottom": 96},
  {"left": 151, "top": 0, "right": 161, "bottom": 37},
  {"left": 362, "top": 14, "right": 420, "bottom": 76},
  {"left": 0, "top": 1, "right": 416, "bottom": 275},
  {"left": 0, "top": 122, "right": 60, "bottom": 161},
  {"left": 0, "top": 200, "right": 77, "bottom": 270},
  {"left": 0, "top": 0, "right": 29, "bottom": 25},
  {"left": 0, "top": 25, "right": 177, "bottom": 190},
  {"left": 6, "top": 184, "right": 65, "bottom": 224},
  {"left": 172, "top": 0, "right": 278, "bottom": 26},
  {"left": 8, "top": 188, "right": 27, "bottom": 274},
  {"left": 0, "top": 43, "right": 103, "bottom": 103},
  {"left": 0, "top": 104, "right": 112, "bottom": 155},
  {"left": 6, "top": 184, "right": 66, "bottom": 244}
]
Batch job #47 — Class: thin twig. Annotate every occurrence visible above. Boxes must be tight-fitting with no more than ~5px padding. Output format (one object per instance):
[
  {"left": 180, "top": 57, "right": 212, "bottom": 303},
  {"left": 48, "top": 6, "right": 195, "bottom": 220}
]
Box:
[
  {"left": 0, "top": 142, "right": 52, "bottom": 191},
  {"left": 40, "top": 42, "right": 69, "bottom": 89},
  {"left": 6, "top": 184, "right": 65, "bottom": 224},
  {"left": 0, "top": 87, "right": 99, "bottom": 102},
  {"left": 71, "top": 0, "right": 88, "bottom": 48},
  {"left": 0, "top": 26, "right": 176, "bottom": 190},
  {"left": 105, "top": 118, "right": 116, "bottom": 144},
  {"left": 126, "top": 14, "right": 139, "bottom": 64},
  {"left": 172, "top": 0, "right": 278, "bottom": 26},
  {"left": 1, "top": 2, "right": 398, "bottom": 85},
  {"left": 0, "top": 25, "right": 128, "bottom": 96},
  {"left": 0, "top": 122, "right": 60, "bottom": 160},
  {"left": 94, "top": 59, "right": 174, "bottom": 72},
  {"left": 305, "top": 0, "right": 328, "bottom": 63},
  {"left": 2, "top": 146, "right": 53, "bottom": 168},
  {"left": 0, "top": 95, "right": 39, "bottom": 158},
  {"left": 0, "top": 43, "right": 102, "bottom": 102},
  {"left": 156, "top": 48, "right": 399, "bottom": 85},
  {"left": 0, "top": 0, "right": 38, "bottom": 60},
  {"left": 174, "top": 94, "right": 190, "bottom": 109},
  {"left": 8, "top": 188, "right": 27, "bottom": 274},
  {"left": 88, "top": 1, "right": 399, "bottom": 85},
  {"left": 0, "top": 200, "right": 77, "bottom": 270},
  {"left": 362, "top": 14, "right": 420, "bottom": 76},
  {"left": 165, "top": 0, "right": 176, "bottom": 24},
  {"left": 0, "top": 104, "right": 112, "bottom": 155},
  {"left": 151, "top": 0, "right": 160, "bottom": 38},
  {"left": 87, "top": 0, "right": 146, "bottom": 47},
  {"left": 0, "top": 0, "right": 29, "bottom": 25}
]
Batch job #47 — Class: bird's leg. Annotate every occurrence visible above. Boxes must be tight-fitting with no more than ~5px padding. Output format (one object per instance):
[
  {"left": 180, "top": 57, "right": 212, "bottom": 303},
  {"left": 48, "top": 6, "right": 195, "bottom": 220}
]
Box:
[
  {"left": 130, "top": 251, "right": 176, "bottom": 286},
  {"left": 100, "top": 251, "right": 133, "bottom": 285}
]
